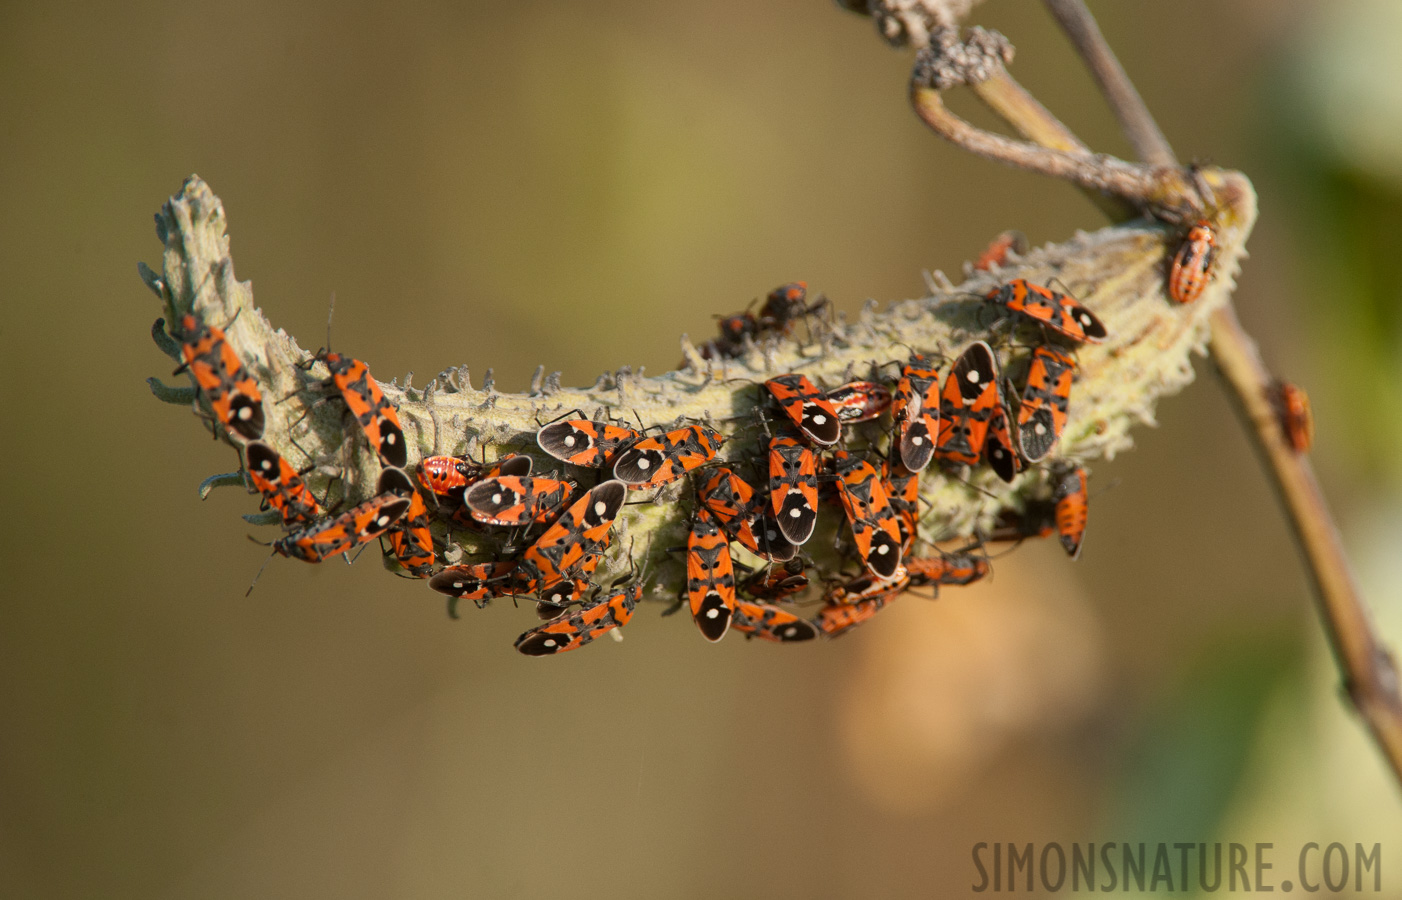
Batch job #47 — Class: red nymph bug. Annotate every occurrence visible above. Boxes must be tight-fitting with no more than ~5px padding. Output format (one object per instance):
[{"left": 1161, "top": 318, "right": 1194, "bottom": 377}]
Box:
[
  {"left": 766, "top": 373, "right": 842, "bottom": 447},
  {"left": 829, "top": 450, "right": 904, "bottom": 580},
  {"left": 730, "top": 601, "right": 818, "bottom": 643},
  {"left": 905, "top": 553, "right": 989, "bottom": 588},
  {"left": 515, "top": 582, "right": 642, "bottom": 656},
  {"left": 612, "top": 424, "right": 724, "bottom": 488},
  {"left": 464, "top": 476, "right": 575, "bottom": 527},
  {"left": 517, "top": 480, "right": 628, "bottom": 591},
  {"left": 825, "top": 380, "right": 892, "bottom": 424},
  {"left": 768, "top": 434, "right": 819, "bottom": 545},
  {"left": 537, "top": 416, "right": 642, "bottom": 468},
  {"left": 986, "top": 279, "right": 1106, "bottom": 344},
  {"left": 245, "top": 441, "right": 322, "bottom": 527},
  {"left": 428, "top": 561, "right": 521, "bottom": 617},
  {"left": 314, "top": 351, "right": 408, "bottom": 468},
  {"left": 416, "top": 455, "right": 481, "bottom": 496},
  {"left": 1052, "top": 466, "right": 1088, "bottom": 559},
  {"left": 419, "top": 451, "right": 531, "bottom": 497},
  {"left": 378, "top": 467, "right": 436, "bottom": 578},
  {"left": 973, "top": 229, "right": 1028, "bottom": 271},
  {"left": 816, "top": 595, "right": 896, "bottom": 637},
  {"left": 935, "top": 341, "right": 1000, "bottom": 467},
  {"left": 891, "top": 354, "right": 942, "bottom": 472},
  {"left": 171, "top": 312, "right": 266, "bottom": 440},
  {"left": 815, "top": 570, "right": 910, "bottom": 638},
  {"left": 686, "top": 506, "right": 737, "bottom": 642},
  {"left": 270, "top": 471, "right": 411, "bottom": 564},
  {"left": 741, "top": 559, "right": 809, "bottom": 601},
  {"left": 1168, "top": 220, "right": 1217, "bottom": 305},
  {"left": 821, "top": 567, "right": 911, "bottom": 606},
  {"left": 1270, "top": 380, "right": 1313, "bottom": 453},
  {"left": 1015, "top": 345, "right": 1076, "bottom": 464},
  {"left": 984, "top": 396, "right": 1022, "bottom": 483}
]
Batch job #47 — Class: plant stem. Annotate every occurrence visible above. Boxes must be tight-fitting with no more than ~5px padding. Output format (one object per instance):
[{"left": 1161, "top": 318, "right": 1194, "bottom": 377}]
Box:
[
  {"left": 1034, "top": 0, "right": 1402, "bottom": 788},
  {"left": 1041, "top": 0, "right": 1177, "bottom": 168},
  {"left": 1210, "top": 307, "right": 1402, "bottom": 783}
]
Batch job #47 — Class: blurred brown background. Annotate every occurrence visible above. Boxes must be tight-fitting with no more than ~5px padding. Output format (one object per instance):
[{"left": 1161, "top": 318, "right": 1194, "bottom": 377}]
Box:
[{"left": 3, "top": 1, "right": 1400, "bottom": 897}]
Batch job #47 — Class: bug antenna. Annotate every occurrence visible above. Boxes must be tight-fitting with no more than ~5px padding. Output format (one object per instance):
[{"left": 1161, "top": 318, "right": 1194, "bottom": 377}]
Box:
[
  {"left": 326, "top": 292, "right": 336, "bottom": 351},
  {"left": 245, "top": 543, "right": 277, "bottom": 596}
]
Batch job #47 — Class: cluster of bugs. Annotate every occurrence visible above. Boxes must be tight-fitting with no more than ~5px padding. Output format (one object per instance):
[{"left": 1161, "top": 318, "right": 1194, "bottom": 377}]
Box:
[
  {"left": 694, "top": 282, "right": 828, "bottom": 361},
  {"left": 160, "top": 218, "right": 1314, "bottom": 656}
]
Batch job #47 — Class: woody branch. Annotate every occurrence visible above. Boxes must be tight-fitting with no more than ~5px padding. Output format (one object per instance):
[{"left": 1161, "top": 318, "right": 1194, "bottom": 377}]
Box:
[
  {"left": 847, "top": 0, "right": 1402, "bottom": 787},
  {"left": 142, "top": 167, "right": 1250, "bottom": 593}
]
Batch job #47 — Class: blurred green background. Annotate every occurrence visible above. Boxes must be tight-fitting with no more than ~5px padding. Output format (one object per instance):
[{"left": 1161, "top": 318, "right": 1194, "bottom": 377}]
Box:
[{"left": 2, "top": 1, "right": 1400, "bottom": 897}]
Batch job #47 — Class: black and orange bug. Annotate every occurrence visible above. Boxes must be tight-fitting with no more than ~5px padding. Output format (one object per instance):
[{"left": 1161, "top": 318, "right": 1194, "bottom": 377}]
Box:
[
  {"left": 269, "top": 471, "right": 411, "bottom": 564},
  {"left": 696, "top": 282, "right": 824, "bottom": 360},
  {"left": 935, "top": 341, "right": 1001, "bottom": 467},
  {"left": 749, "top": 514, "right": 800, "bottom": 563},
  {"left": 698, "top": 311, "right": 760, "bottom": 360},
  {"left": 905, "top": 553, "right": 990, "bottom": 589},
  {"left": 537, "top": 415, "right": 641, "bottom": 469},
  {"left": 730, "top": 601, "right": 819, "bottom": 643},
  {"left": 829, "top": 450, "right": 904, "bottom": 580},
  {"left": 1052, "top": 466, "right": 1088, "bottom": 559},
  {"left": 1015, "top": 345, "right": 1076, "bottom": 464},
  {"left": 890, "top": 354, "right": 942, "bottom": 472},
  {"left": 825, "top": 380, "right": 892, "bottom": 424},
  {"left": 170, "top": 311, "right": 266, "bottom": 441},
  {"left": 464, "top": 476, "right": 575, "bottom": 527},
  {"left": 767, "top": 434, "right": 819, "bottom": 545},
  {"left": 881, "top": 458, "right": 920, "bottom": 553},
  {"left": 534, "top": 574, "right": 596, "bottom": 613},
  {"left": 698, "top": 468, "right": 797, "bottom": 562},
  {"left": 377, "top": 467, "right": 435, "bottom": 578},
  {"left": 1168, "top": 220, "right": 1217, "bottom": 305},
  {"left": 766, "top": 373, "right": 842, "bottom": 447},
  {"left": 756, "top": 281, "right": 825, "bottom": 334},
  {"left": 445, "top": 454, "right": 535, "bottom": 526},
  {"left": 741, "top": 559, "right": 809, "bottom": 602},
  {"left": 973, "top": 229, "right": 1027, "bottom": 271},
  {"left": 516, "top": 480, "right": 628, "bottom": 592},
  {"left": 313, "top": 351, "right": 408, "bottom": 468},
  {"left": 612, "top": 423, "right": 724, "bottom": 488},
  {"left": 984, "top": 395, "right": 1022, "bottom": 483},
  {"left": 686, "top": 506, "right": 737, "bottom": 642},
  {"left": 698, "top": 467, "right": 756, "bottom": 530},
  {"left": 484, "top": 454, "right": 533, "bottom": 479},
  {"left": 245, "top": 441, "right": 322, "bottom": 527},
  {"left": 1270, "top": 380, "right": 1313, "bottom": 453},
  {"left": 986, "top": 279, "right": 1106, "bottom": 344},
  {"left": 515, "top": 581, "right": 642, "bottom": 656},
  {"left": 986, "top": 502, "right": 1056, "bottom": 545},
  {"left": 428, "top": 561, "right": 521, "bottom": 617}
]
